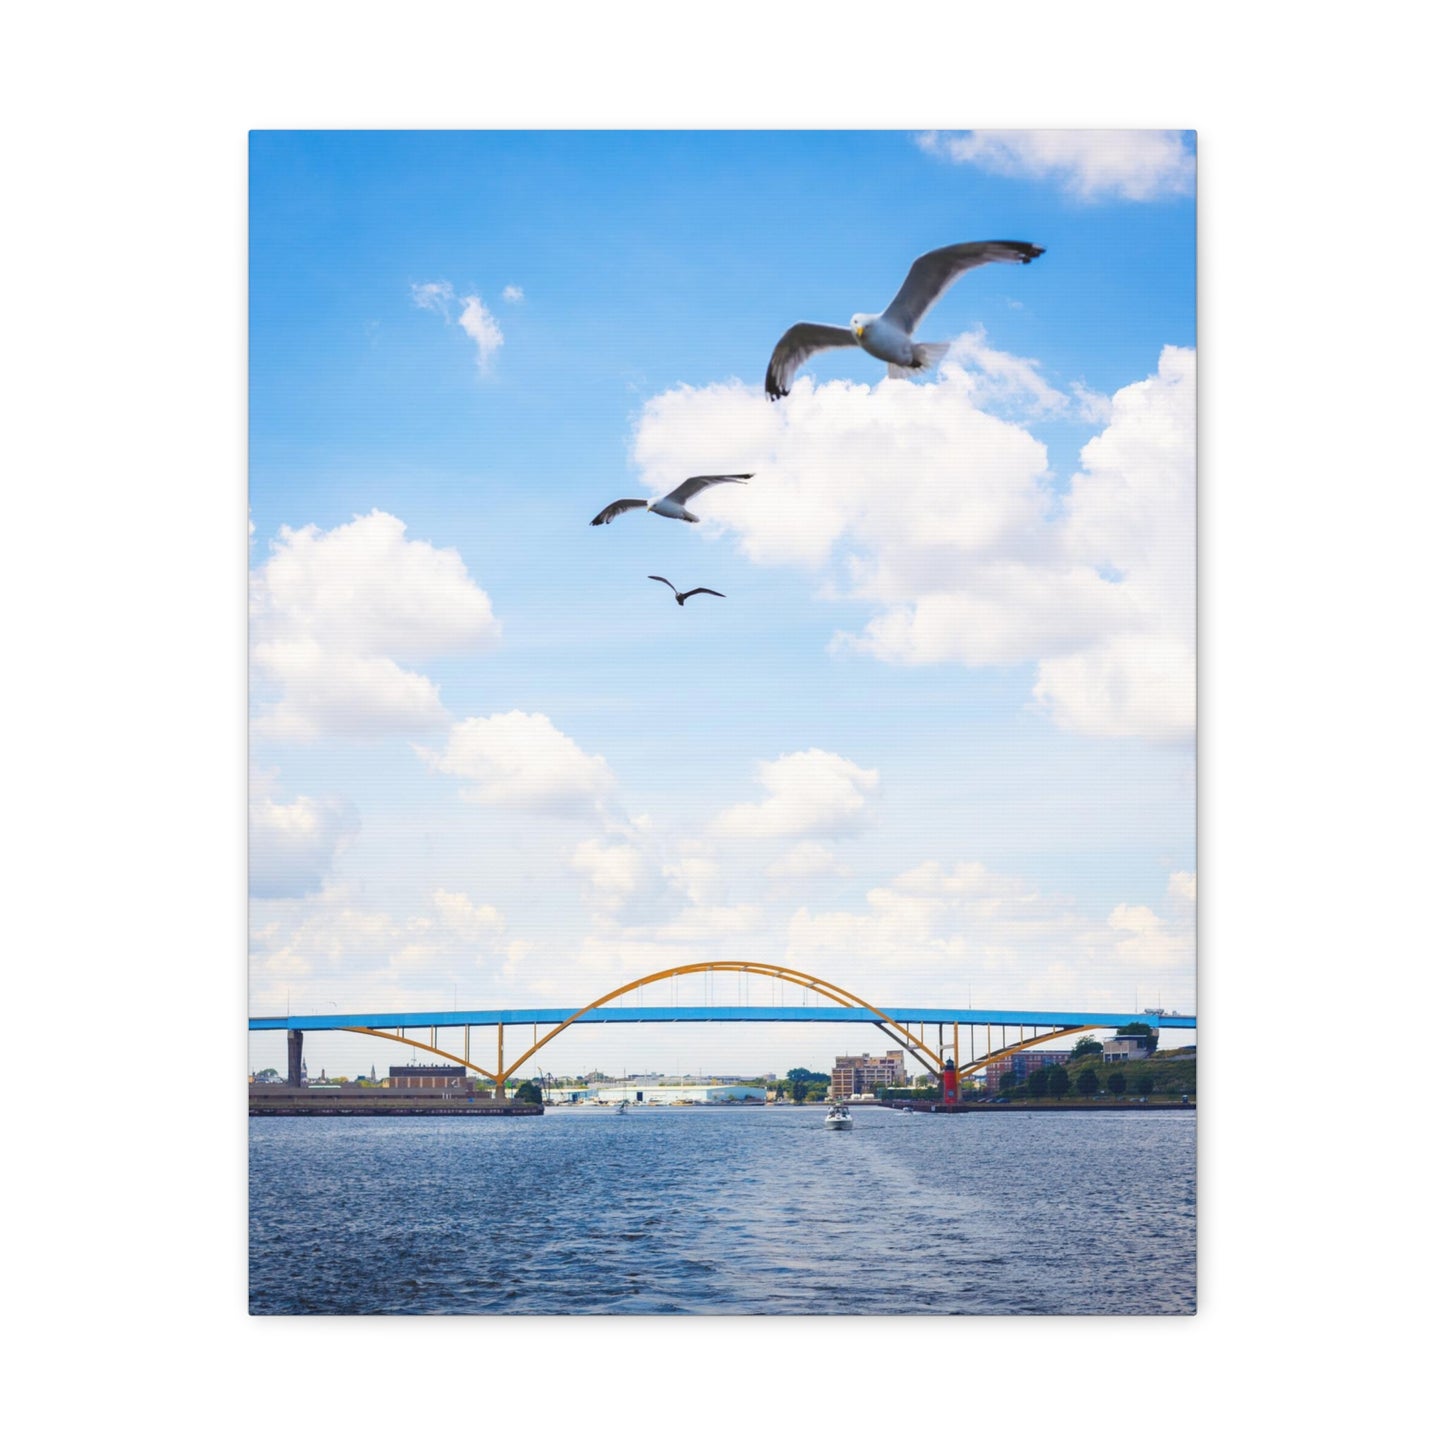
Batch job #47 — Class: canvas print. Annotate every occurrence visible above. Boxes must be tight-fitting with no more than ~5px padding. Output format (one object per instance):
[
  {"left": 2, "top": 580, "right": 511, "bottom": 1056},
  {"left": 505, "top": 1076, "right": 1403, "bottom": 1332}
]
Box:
[{"left": 249, "top": 129, "right": 1197, "bottom": 1315}]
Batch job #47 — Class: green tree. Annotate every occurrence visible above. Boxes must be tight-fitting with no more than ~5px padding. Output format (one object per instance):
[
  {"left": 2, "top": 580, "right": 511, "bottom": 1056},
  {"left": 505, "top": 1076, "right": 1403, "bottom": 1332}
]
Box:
[
  {"left": 253, "top": 1067, "right": 281, "bottom": 1083},
  {"left": 1047, "top": 1065, "right": 1070, "bottom": 1099},
  {"left": 512, "top": 1079, "right": 543, "bottom": 1105},
  {"left": 1071, "top": 1036, "right": 1103, "bottom": 1058},
  {"left": 1137, "top": 1075, "right": 1155, "bottom": 1097},
  {"left": 805, "top": 1084, "right": 828, "bottom": 1102},
  {"left": 1107, "top": 1073, "right": 1127, "bottom": 1097},
  {"left": 1077, "top": 1068, "right": 1100, "bottom": 1097},
  {"left": 1028, "top": 1067, "right": 1050, "bottom": 1099},
  {"left": 791, "top": 1079, "right": 809, "bottom": 1104}
]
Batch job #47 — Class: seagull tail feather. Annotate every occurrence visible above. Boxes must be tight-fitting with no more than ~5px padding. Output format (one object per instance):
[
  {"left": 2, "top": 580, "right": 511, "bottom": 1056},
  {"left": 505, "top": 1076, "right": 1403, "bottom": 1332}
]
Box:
[{"left": 912, "top": 341, "right": 952, "bottom": 372}]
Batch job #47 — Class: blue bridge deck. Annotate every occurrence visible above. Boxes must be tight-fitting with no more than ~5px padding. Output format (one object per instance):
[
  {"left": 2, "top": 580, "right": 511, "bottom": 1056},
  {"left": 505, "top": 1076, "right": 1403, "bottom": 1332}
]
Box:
[{"left": 250, "top": 1006, "right": 1195, "bottom": 1032}]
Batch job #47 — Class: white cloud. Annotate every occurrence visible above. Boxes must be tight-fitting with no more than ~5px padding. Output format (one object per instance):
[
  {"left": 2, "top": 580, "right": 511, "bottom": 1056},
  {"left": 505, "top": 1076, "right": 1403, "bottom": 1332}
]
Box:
[
  {"left": 410, "top": 280, "right": 455, "bottom": 315},
  {"left": 1168, "top": 870, "right": 1197, "bottom": 906},
  {"left": 572, "top": 838, "right": 644, "bottom": 909},
  {"left": 633, "top": 346, "right": 1194, "bottom": 743},
  {"left": 250, "top": 510, "right": 499, "bottom": 741},
  {"left": 786, "top": 861, "right": 1195, "bottom": 1011},
  {"left": 430, "top": 887, "right": 504, "bottom": 938},
  {"left": 425, "top": 711, "right": 614, "bottom": 812},
  {"left": 501, "top": 285, "right": 524, "bottom": 304},
  {"left": 1032, "top": 346, "right": 1196, "bottom": 740},
  {"left": 1107, "top": 901, "right": 1192, "bottom": 971},
  {"left": 457, "top": 295, "right": 503, "bottom": 367},
  {"left": 664, "top": 854, "right": 722, "bottom": 904},
  {"left": 249, "top": 884, "right": 513, "bottom": 1017},
  {"left": 767, "top": 841, "right": 847, "bottom": 880},
  {"left": 942, "top": 332, "right": 1071, "bottom": 417},
  {"left": 411, "top": 279, "right": 504, "bottom": 370},
  {"left": 713, "top": 749, "right": 879, "bottom": 839},
  {"left": 639, "top": 905, "right": 763, "bottom": 944},
  {"left": 249, "top": 772, "right": 358, "bottom": 898},
  {"left": 917, "top": 129, "right": 1195, "bottom": 202}
]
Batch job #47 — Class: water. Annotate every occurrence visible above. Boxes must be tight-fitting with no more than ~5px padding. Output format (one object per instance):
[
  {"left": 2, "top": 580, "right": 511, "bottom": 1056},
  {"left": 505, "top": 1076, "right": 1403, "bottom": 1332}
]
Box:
[{"left": 249, "top": 1106, "right": 1195, "bottom": 1315}]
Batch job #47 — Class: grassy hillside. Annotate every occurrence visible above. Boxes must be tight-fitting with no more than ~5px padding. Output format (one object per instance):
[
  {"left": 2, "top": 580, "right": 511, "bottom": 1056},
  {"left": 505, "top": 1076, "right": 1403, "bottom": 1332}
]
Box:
[{"left": 991, "top": 1046, "right": 1195, "bottom": 1101}]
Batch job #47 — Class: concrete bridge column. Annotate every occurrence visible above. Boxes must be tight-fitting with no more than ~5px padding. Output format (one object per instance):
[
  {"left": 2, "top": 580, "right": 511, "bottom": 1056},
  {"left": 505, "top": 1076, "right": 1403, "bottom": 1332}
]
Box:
[{"left": 287, "top": 1029, "right": 303, "bottom": 1088}]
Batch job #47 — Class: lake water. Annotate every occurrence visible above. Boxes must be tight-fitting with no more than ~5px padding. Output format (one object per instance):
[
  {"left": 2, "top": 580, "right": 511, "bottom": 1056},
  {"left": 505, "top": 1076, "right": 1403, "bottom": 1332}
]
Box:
[{"left": 249, "top": 1105, "right": 1195, "bottom": 1315}]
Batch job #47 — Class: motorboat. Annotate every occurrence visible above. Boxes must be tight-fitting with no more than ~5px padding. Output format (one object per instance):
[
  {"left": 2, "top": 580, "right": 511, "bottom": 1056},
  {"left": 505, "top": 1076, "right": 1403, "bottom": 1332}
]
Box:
[{"left": 824, "top": 1102, "right": 853, "bottom": 1130}]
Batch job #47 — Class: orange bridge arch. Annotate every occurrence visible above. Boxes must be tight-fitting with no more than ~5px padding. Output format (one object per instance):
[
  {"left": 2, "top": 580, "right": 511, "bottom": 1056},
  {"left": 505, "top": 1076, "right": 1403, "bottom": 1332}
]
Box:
[{"left": 344, "top": 962, "right": 953, "bottom": 1096}]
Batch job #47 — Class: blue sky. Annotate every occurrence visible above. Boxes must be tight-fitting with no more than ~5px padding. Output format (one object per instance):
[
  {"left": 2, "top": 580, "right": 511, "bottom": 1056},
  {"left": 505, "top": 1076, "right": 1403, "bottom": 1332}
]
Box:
[{"left": 248, "top": 130, "right": 1196, "bottom": 1079}]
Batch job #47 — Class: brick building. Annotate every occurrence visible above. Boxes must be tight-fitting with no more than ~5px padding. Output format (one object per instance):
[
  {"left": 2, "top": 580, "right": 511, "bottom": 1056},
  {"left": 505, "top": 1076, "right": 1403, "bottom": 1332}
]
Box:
[
  {"left": 984, "top": 1050, "right": 1072, "bottom": 1091},
  {"left": 831, "top": 1050, "right": 907, "bottom": 1097}
]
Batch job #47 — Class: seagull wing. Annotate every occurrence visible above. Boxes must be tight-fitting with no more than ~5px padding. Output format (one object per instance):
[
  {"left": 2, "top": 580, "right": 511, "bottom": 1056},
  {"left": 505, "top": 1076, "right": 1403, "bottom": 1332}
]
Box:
[
  {"left": 678, "top": 588, "right": 726, "bottom": 601},
  {"left": 666, "top": 474, "right": 753, "bottom": 506},
  {"left": 880, "top": 241, "right": 1044, "bottom": 336},
  {"left": 590, "top": 498, "right": 648, "bottom": 526},
  {"left": 765, "top": 323, "right": 859, "bottom": 399},
  {"left": 648, "top": 575, "right": 679, "bottom": 595}
]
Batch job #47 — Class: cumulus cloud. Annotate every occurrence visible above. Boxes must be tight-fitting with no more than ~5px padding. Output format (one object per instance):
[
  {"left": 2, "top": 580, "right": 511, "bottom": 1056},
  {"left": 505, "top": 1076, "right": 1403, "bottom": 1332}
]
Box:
[
  {"left": 786, "top": 861, "right": 1195, "bottom": 1011},
  {"left": 649, "top": 905, "right": 763, "bottom": 943},
  {"left": 1107, "top": 901, "right": 1193, "bottom": 971},
  {"left": 664, "top": 854, "right": 722, "bottom": 905},
  {"left": 713, "top": 749, "right": 879, "bottom": 839},
  {"left": 249, "top": 772, "right": 358, "bottom": 898},
  {"left": 501, "top": 285, "right": 524, "bottom": 304},
  {"left": 250, "top": 510, "right": 499, "bottom": 741},
  {"left": 917, "top": 129, "right": 1195, "bottom": 202},
  {"left": 632, "top": 346, "right": 1195, "bottom": 743},
  {"left": 430, "top": 887, "right": 504, "bottom": 938},
  {"left": 425, "top": 711, "right": 615, "bottom": 812},
  {"left": 1032, "top": 346, "right": 1196, "bottom": 740},
  {"left": 411, "top": 279, "right": 504, "bottom": 370},
  {"left": 250, "top": 884, "right": 512, "bottom": 1016},
  {"left": 572, "top": 838, "right": 644, "bottom": 909},
  {"left": 766, "top": 841, "right": 847, "bottom": 880},
  {"left": 1168, "top": 870, "right": 1197, "bottom": 905}
]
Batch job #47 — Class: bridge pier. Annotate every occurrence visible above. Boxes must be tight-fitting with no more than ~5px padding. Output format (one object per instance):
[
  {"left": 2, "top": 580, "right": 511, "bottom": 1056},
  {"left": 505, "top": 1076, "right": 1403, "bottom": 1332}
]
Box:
[{"left": 287, "top": 1029, "right": 304, "bottom": 1088}]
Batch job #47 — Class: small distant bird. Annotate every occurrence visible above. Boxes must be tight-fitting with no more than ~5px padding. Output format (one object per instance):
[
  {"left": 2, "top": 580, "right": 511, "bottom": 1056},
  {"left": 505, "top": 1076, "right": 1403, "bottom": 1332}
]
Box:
[
  {"left": 764, "top": 240, "right": 1044, "bottom": 399},
  {"left": 648, "top": 576, "right": 726, "bottom": 606},
  {"left": 590, "top": 473, "right": 751, "bottom": 526}
]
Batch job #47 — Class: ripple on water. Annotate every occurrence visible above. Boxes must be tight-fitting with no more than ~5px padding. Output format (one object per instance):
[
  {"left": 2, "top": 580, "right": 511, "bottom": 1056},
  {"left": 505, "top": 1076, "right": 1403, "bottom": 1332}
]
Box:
[{"left": 250, "top": 1107, "right": 1195, "bottom": 1315}]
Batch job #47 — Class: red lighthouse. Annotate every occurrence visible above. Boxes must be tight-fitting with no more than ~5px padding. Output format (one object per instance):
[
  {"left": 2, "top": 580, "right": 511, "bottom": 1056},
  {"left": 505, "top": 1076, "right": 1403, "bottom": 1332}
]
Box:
[{"left": 942, "top": 1057, "right": 958, "bottom": 1105}]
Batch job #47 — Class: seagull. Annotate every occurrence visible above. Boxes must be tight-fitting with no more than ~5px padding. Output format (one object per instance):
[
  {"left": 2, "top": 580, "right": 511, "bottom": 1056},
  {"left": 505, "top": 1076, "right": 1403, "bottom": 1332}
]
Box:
[
  {"left": 764, "top": 240, "right": 1044, "bottom": 400},
  {"left": 648, "top": 576, "right": 726, "bottom": 606},
  {"left": 590, "top": 473, "right": 751, "bottom": 526}
]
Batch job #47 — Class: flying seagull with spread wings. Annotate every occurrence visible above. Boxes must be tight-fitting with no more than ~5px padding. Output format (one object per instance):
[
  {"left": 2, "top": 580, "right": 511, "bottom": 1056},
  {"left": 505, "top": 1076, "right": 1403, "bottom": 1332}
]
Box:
[
  {"left": 648, "top": 576, "right": 726, "bottom": 606},
  {"left": 590, "top": 473, "right": 751, "bottom": 526},
  {"left": 764, "top": 240, "right": 1044, "bottom": 400}
]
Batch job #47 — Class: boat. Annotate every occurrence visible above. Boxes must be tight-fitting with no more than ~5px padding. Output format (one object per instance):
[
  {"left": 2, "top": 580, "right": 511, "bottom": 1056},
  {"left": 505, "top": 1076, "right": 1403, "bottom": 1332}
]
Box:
[
  {"left": 824, "top": 1102, "right": 853, "bottom": 1130},
  {"left": 615, "top": 1099, "right": 630, "bottom": 1115}
]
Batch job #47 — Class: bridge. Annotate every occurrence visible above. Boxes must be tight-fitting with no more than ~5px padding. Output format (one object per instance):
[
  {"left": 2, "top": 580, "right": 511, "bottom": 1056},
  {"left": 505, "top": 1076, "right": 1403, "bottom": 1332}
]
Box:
[{"left": 249, "top": 961, "right": 1195, "bottom": 1100}]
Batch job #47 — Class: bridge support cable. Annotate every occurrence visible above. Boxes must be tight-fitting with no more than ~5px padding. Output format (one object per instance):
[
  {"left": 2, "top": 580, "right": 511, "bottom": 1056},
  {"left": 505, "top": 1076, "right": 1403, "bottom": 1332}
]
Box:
[
  {"left": 341, "top": 962, "right": 952, "bottom": 1096},
  {"left": 955, "top": 1025, "right": 1096, "bottom": 1081},
  {"left": 869, "top": 1020, "right": 943, "bottom": 1081}
]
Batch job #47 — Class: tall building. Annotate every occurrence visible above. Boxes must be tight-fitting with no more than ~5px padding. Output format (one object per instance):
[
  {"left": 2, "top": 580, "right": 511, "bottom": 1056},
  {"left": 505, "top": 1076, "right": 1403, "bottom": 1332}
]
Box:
[{"left": 832, "top": 1050, "right": 907, "bottom": 1096}]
